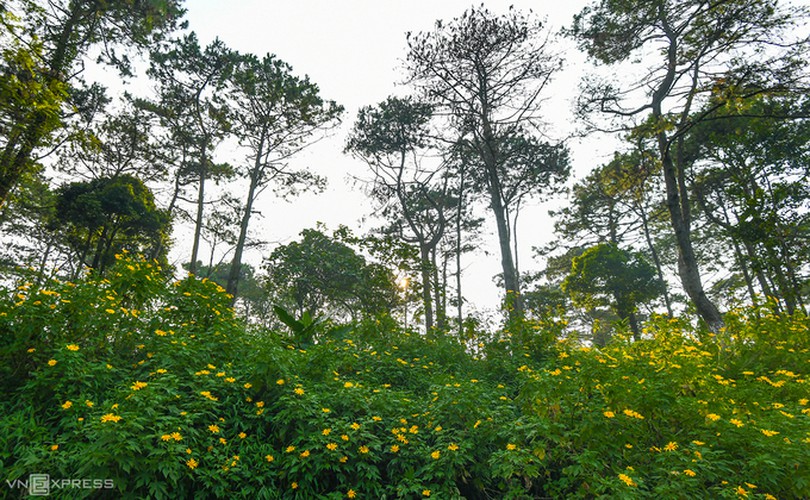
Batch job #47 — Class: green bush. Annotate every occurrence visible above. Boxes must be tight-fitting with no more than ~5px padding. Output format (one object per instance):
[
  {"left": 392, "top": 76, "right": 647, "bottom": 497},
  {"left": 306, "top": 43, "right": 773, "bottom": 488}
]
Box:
[{"left": 1, "top": 255, "right": 807, "bottom": 498}]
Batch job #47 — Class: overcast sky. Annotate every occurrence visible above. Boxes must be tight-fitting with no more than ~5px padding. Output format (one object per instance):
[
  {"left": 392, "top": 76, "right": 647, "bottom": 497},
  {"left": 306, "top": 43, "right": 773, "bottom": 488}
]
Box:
[{"left": 159, "top": 1, "right": 621, "bottom": 317}]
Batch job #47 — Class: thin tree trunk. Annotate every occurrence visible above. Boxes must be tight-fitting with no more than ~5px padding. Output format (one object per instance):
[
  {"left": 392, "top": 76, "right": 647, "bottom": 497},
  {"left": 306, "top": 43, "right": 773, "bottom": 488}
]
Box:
[
  {"left": 638, "top": 207, "right": 673, "bottom": 315},
  {"left": 188, "top": 143, "right": 208, "bottom": 275},
  {"left": 420, "top": 245, "right": 434, "bottom": 332},
  {"left": 226, "top": 165, "right": 261, "bottom": 302},
  {"left": 477, "top": 106, "right": 521, "bottom": 319},
  {"left": 431, "top": 246, "right": 445, "bottom": 331},
  {"left": 455, "top": 164, "right": 465, "bottom": 334}
]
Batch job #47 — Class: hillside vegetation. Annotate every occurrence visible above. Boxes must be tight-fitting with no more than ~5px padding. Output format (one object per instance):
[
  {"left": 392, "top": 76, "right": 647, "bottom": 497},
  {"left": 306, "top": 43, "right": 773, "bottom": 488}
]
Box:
[{"left": 1, "top": 256, "right": 807, "bottom": 499}]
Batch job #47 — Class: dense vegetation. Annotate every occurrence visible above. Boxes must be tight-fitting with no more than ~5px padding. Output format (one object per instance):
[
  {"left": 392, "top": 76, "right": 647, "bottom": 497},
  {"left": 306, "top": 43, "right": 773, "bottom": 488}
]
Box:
[
  {"left": 1, "top": 256, "right": 808, "bottom": 498},
  {"left": 1, "top": 0, "right": 809, "bottom": 497}
]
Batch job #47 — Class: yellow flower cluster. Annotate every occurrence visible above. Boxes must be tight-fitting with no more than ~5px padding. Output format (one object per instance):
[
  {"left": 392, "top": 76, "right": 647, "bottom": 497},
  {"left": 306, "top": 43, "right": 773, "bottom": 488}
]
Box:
[
  {"left": 618, "top": 473, "right": 636, "bottom": 487},
  {"left": 200, "top": 391, "right": 218, "bottom": 401},
  {"left": 623, "top": 409, "right": 645, "bottom": 419}
]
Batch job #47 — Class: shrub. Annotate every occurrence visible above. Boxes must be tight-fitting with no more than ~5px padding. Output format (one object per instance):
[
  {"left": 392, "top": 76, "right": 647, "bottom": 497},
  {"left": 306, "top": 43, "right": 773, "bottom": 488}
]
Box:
[{"left": 1, "top": 255, "right": 807, "bottom": 498}]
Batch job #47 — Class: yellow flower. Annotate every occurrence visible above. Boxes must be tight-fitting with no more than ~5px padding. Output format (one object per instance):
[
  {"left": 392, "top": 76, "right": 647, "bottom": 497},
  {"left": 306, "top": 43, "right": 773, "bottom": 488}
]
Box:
[
  {"left": 683, "top": 469, "right": 696, "bottom": 477},
  {"left": 27, "top": 348, "right": 36, "bottom": 353},
  {"left": 341, "top": 434, "right": 349, "bottom": 441},
  {"left": 219, "top": 437, "right": 227, "bottom": 445},
  {"left": 50, "top": 444, "right": 58, "bottom": 451},
  {"left": 105, "top": 308, "right": 115, "bottom": 314},
  {"left": 276, "top": 379, "right": 285, "bottom": 385},
  {"left": 244, "top": 382, "right": 253, "bottom": 389},
  {"left": 760, "top": 429, "right": 779, "bottom": 437},
  {"left": 294, "top": 387, "right": 305, "bottom": 395},
  {"left": 347, "top": 489, "right": 357, "bottom": 498},
  {"left": 327, "top": 443, "right": 338, "bottom": 451},
  {"left": 155, "top": 329, "right": 167, "bottom": 336},
  {"left": 344, "top": 381, "right": 354, "bottom": 388},
  {"left": 322, "top": 408, "right": 331, "bottom": 413},
  {"left": 623, "top": 409, "right": 645, "bottom": 419},
  {"left": 238, "top": 432, "right": 247, "bottom": 439},
  {"left": 618, "top": 473, "right": 637, "bottom": 487},
  {"left": 48, "top": 359, "right": 57, "bottom": 366},
  {"left": 200, "top": 391, "right": 218, "bottom": 401},
  {"left": 225, "top": 377, "right": 236, "bottom": 383},
  {"left": 390, "top": 444, "right": 400, "bottom": 453},
  {"left": 131, "top": 381, "right": 148, "bottom": 391},
  {"left": 359, "top": 445, "right": 369, "bottom": 454},
  {"left": 736, "top": 485, "right": 748, "bottom": 497},
  {"left": 692, "top": 440, "right": 705, "bottom": 446},
  {"left": 208, "top": 425, "right": 220, "bottom": 433},
  {"left": 156, "top": 368, "right": 167, "bottom": 374},
  {"left": 422, "top": 489, "right": 431, "bottom": 497},
  {"left": 100, "top": 413, "right": 122, "bottom": 423},
  {"left": 265, "top": 454, "right": 274, "bottom": 462},
  {"left": 448, "top": 443, "right": 459, "bottom": 451},
  {"left": 187, "top": 458, "right": 198, "bottom": 469},
  {"left": 171, "top": 432, "right": 182, "bottom": 441},
  {"left": 291, "top": 482, "right": 298, "bottom": 489},
  {"left": 664, "top": 441, "right": 678, "bottom": 452},
  {"left": 431, "top": 450, "right": 440, "bottom": 459},
  {"left": 372, "top": 416, "right": 382, "bottom": 421},
  {"left": 339, "top": 455, "right": 348, "bottom": 463},
  {"left": 351, "top": 422, "right": 360, "bottom": 430},
  {"left": 729, "top": 418, "right": 744, "bottom": 428},
  {"left": 604, "top": 411, "right": 615, "bottom": 418},
  {"left": 61, "top": 401, "right": 73, "bottom": 410},
  {"left": 706, "top": 413, "right": 721, "bottom": 421},
  {"left": 300, "top": 449, "right": 310, "bottom": 458},
  {"left": 66, "top": 344, "right": 80, "bottom": 351},
  {"left": 434, "top": 425, "right": 442, "bottom": 432},
  {"left": 285, "top": 445, "right": 296, "bottom": 453},
  {"left": 323, "top": 428, "right": 332, "bottom": 436},
  {"left": 506, "top": 443, "right": 517, "bottom": 451},
  {"left": 256, "top": 401, "right": 264, "bottom": 408}
]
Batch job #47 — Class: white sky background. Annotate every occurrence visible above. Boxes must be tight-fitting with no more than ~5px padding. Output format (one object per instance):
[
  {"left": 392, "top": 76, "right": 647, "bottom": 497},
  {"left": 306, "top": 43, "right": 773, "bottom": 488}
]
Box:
[{"left": 160, "top": 0, "right": 621, "bottom": 317}]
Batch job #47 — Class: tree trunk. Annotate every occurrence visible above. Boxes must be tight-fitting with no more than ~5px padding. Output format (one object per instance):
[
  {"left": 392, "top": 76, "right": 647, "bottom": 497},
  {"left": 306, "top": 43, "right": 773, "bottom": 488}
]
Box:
[
  {"left": 628, "top": 311, "right": 641, "bottom": 342},
  {"left": 431, "top": 246, "right": 445, "bottom": 331},
  {"left": 419, "top": 245, "right": 434, "bottom": 332},
  {"left": 188, "top": 143, "right": 208, "bottom": 275},
  {"left": 477, "top": 122, "right": 521, "bottom": 318},
  {"left": 455, "top": 163, "right": 465, "bottom": 334},
  {"left": 226, "top": 166, "right": 260, "bottom": 302},
  {"left": 652, "top": 26, "right": 722, "bottom": 333},
  {"left": 638, "top": 207, "right": 673, "bottom": 316},
  {"left": 659, "top": 142, "right": 724, "bottom": 332}
]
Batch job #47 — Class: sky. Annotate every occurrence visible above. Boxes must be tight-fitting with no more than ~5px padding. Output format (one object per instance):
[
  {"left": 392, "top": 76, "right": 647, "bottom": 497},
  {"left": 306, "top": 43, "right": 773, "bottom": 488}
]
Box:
[{"left": 157, "top": 0, "right": 621, "bottom": 317}]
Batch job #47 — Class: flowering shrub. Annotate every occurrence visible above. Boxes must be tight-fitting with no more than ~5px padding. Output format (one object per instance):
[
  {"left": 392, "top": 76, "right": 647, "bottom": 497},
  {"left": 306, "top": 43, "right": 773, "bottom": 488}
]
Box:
[{"left": 0, "top": 256, "right": 807, "bottom": 498}]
